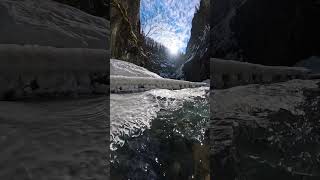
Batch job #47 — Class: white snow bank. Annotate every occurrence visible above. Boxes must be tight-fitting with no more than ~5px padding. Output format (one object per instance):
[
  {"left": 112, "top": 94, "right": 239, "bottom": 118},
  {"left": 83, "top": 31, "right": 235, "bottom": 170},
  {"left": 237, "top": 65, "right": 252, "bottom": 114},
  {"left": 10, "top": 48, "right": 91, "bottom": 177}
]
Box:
[
  {"left": 110, "top": 75, "right": 207, "bottom": 93},
  {"left": 0, "top": 44, "right": 108, "bottom": 99},
  {"left": 211, "top": 58, "right": 311, "bottom": 89},
  {"left": 110, "top": 59, "right": 207, "bottom": 93},
  {"left": 110, "top": 59, "right": 162, "bottom": 78}
]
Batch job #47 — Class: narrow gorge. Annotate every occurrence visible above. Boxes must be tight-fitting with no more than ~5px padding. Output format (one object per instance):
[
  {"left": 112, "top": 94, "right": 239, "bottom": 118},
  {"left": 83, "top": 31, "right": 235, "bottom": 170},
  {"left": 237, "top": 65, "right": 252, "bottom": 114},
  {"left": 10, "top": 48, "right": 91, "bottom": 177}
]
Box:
[{"left": 109, "top": 0, "right": 211, "bottom": 179}]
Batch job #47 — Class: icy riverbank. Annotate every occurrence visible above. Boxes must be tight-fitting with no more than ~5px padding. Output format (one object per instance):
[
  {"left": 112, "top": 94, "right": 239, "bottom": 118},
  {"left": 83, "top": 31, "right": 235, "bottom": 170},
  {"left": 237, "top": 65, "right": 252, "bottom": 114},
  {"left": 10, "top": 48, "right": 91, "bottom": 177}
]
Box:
[
  {"left": 210, "top": 79, "right": 320, "bottom": 179},
  {"left": 110, "top": 59, "right": 210, "bottom": 179}
]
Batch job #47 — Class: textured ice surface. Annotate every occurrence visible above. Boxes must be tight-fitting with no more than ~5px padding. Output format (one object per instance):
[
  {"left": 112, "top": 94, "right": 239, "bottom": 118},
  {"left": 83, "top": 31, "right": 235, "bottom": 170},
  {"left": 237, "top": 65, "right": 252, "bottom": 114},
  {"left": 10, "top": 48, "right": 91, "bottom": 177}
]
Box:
[
  {"left": 0, "top": 97, "right": 109, "bottom": 179},
  {"left": 211, "top": 79, "right": 319, "bottom": 117},
  {"left": 210, "top": 77, "right": 320, "bottom": 179}
]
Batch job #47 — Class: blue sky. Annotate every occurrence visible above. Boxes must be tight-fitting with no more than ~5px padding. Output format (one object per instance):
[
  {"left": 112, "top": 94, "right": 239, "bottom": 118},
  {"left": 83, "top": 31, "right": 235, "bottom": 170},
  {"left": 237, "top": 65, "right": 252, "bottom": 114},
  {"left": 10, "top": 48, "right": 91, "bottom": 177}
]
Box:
[{"left": 140, "top": 0, "right": 200, "bottom": 54}]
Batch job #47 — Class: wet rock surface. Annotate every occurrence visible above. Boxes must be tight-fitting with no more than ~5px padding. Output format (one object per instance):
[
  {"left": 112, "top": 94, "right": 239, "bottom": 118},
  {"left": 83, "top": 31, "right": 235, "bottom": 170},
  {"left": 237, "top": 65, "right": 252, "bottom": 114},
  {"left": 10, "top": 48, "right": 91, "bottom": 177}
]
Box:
[{"left": 210, "top": 80, "right": 320, "bottom": 179}]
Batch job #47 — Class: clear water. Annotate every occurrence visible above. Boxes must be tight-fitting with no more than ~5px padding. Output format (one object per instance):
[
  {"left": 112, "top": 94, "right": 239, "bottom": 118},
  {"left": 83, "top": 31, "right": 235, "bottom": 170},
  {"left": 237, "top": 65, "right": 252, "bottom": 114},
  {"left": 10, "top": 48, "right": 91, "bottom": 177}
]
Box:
[{"left": 110, "top": 87, "right": 210, "bottom": 180}]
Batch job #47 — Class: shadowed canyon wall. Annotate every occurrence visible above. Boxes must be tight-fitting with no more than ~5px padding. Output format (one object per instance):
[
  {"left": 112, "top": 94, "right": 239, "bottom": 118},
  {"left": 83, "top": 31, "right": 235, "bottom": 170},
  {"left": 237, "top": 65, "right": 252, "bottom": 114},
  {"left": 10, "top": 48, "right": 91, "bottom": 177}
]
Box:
[
  {"left": 182, "top": 0, "right": 210, "bottom": 82},
  {"left": 111, "top": 0, "right": 147, "bottom": 66},
  {"left": 183, "top": 0, "right": 320, "bottom": 81},
  {"left": 210, "top": 0, "right": 320, "bottom": 66}
]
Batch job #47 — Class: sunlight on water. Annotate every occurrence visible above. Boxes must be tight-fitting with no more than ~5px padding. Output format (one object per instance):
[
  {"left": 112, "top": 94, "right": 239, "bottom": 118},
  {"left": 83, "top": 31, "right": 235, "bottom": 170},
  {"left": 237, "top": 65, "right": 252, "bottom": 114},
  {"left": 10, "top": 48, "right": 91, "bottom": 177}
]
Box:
[
  {"left": 110, "top": 87, "right": 210, "bottom": 179},
  {"left": 110, "top": 87, "right": 209, "bottom": 150}
]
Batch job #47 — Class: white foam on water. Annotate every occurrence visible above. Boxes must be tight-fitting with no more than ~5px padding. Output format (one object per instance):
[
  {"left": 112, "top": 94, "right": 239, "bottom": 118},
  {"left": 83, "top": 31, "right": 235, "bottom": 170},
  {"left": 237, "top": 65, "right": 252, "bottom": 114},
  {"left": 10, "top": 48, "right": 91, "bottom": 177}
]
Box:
[{"left": 110, "top": 87, "right": 208, "bottom": 150}]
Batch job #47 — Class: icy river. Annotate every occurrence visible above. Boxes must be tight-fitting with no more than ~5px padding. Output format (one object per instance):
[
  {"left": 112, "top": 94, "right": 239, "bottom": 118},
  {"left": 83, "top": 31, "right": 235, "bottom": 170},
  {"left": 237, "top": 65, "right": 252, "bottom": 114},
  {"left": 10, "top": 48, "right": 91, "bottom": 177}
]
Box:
[
  {"left": 110, "top": 87, "right": 210, "bottom": 179},
  {"left": 110, "top": 59, "right": 210, "bottom": 179}
]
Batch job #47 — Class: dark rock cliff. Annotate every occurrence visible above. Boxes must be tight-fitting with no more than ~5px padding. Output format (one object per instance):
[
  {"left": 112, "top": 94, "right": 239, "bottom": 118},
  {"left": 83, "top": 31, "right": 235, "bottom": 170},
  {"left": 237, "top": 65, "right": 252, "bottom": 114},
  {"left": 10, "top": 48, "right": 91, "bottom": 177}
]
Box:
[
  {"left": 182, "top": 0, "right": 210, "bottom": 82},
  {"left": 111, "top": 0, "right": 148, "bottom": 66},
  {"left": 210, "top": 0, "right": 320, "bottom": 66}
]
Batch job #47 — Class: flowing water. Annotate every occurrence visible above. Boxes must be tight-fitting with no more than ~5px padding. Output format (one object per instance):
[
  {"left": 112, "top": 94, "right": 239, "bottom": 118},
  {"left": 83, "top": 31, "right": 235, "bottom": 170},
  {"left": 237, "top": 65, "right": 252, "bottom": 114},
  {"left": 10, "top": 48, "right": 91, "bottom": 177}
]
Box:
[{"left": 110, "top": 87, "right": 210, "bottom": 180}]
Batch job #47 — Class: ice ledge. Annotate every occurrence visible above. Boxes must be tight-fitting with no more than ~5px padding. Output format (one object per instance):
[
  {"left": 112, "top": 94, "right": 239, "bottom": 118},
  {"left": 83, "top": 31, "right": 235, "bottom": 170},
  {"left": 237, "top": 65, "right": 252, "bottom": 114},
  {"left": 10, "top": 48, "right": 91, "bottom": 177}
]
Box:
[
  {"left": 110, "top": 75, "right": 207, "bottom": 93},
  {"left": 0, "top": 44, "right": 108, "bottom": 100},
  {"left": 211, "top": 58, "right": 312, "bottom": 89}
]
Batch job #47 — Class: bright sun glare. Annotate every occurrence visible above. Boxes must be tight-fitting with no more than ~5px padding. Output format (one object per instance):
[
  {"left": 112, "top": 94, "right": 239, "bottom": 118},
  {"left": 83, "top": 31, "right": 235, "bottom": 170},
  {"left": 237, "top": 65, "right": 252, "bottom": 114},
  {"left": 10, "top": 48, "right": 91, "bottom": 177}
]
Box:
[{"left": 168, "top": 44, "right": 179, "bottom": 55}]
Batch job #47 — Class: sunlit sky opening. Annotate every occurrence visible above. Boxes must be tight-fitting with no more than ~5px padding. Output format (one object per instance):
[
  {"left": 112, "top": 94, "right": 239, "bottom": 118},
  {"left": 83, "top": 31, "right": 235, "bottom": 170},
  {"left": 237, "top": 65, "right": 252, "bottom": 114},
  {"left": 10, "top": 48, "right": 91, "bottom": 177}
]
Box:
[{"left": 140, "top": 0, "right": 200, "bottom": 54}]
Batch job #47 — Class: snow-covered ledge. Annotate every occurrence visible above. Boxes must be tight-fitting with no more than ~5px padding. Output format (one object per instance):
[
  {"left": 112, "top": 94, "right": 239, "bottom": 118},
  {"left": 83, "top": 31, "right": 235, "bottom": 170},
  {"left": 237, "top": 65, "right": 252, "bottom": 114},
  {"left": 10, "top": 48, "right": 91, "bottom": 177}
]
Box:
[
  {"left": 110, "top": 75, "right": 206, "bottom": 93},
  {"left": 0, "top": 44, "right": 108, "bottom": 100},
  {"left": 110, "top": 59, "right": 207, "bottom": 93},
  {"left": 211, "top": 58, "right": 311, "bottom": 89}
]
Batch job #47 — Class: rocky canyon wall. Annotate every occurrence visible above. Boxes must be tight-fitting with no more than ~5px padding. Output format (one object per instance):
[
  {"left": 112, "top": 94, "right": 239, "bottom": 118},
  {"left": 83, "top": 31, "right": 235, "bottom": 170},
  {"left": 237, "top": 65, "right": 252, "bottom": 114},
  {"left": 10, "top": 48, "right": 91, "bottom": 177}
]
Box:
[
  {"left": 210, "top": 0, "right": 320, "bottom": 66},
  {"left": 182, "top": 0, "right": 210, "bottom": 82},
  {"left": 111, "top": 0, "right": 147, "bottom": 66},
  {"left": 183, "top": 0, "right": 320, "bottom": 81}
]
